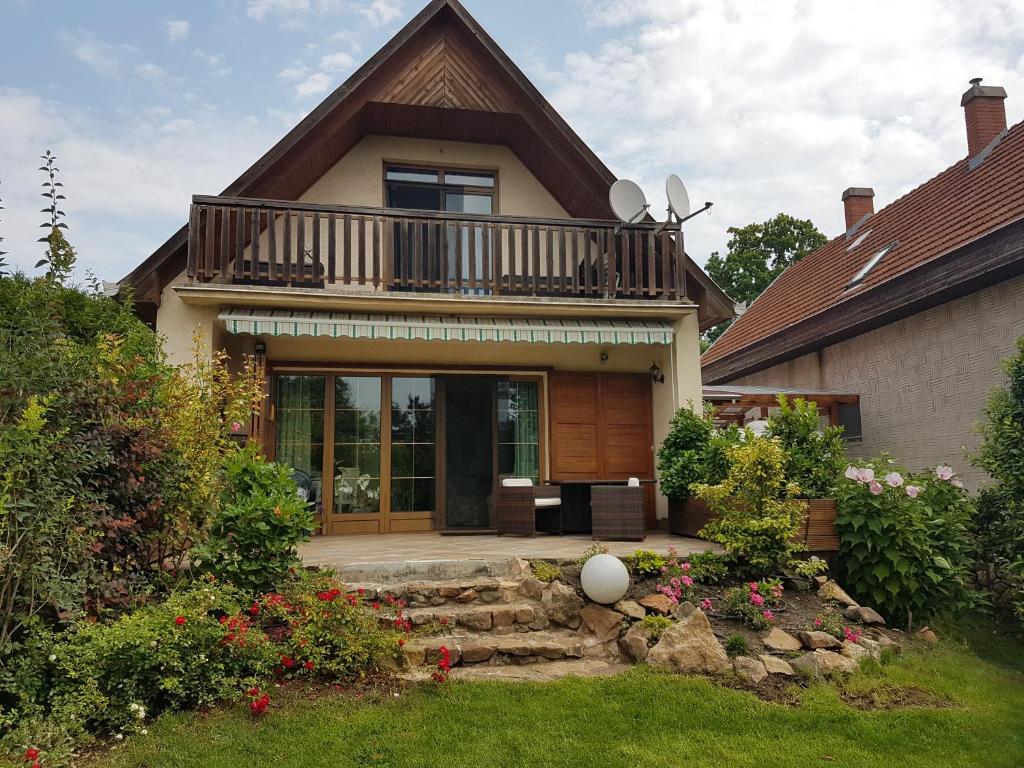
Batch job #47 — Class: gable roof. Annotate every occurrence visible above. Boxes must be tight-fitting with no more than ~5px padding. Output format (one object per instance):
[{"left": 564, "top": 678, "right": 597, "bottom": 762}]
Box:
[
  {"left": 121, "top": 0, "right": 732, "bottom": 328},
  {"left": 702, "top": 119, "right": 1024, "bottom": 381}
]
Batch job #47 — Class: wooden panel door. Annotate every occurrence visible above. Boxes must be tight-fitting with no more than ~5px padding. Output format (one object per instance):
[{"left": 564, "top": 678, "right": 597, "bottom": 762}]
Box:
[{"left": 549, "top": 372, "right": 601, "bottom": 479}]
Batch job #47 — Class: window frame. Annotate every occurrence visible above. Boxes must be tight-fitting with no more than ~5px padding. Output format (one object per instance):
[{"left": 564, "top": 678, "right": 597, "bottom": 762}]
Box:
[{"left": 382, "top": 161, "right": 499, "bottom": 214}]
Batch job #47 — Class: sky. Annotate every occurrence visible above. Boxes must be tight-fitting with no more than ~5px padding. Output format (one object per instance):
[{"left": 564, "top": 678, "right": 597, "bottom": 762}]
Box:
[{"left": 2, "top": 0, "right": 1024, "bottom": 283}]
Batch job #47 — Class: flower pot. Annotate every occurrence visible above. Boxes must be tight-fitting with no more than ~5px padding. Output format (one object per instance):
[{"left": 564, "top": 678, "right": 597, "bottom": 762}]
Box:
[{"left": 669, "top": 496, "right": 839, "bottom": 553}]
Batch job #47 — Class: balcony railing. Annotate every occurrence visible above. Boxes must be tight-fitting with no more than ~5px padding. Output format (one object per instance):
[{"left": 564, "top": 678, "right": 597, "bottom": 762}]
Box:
[{"left": 186, "top": 195, "right": 689, "bottom": 301}]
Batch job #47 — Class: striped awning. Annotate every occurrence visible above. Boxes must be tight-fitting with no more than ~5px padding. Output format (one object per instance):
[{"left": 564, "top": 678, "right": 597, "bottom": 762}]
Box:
[{"left": 218, "top": 309, "right": 673, "bottom": 345}]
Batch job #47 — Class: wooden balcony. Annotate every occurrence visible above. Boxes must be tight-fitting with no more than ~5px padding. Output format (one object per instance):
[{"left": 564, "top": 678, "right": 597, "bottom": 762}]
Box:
[{"left": 186, "top": 196, "right": 689, "bottom": 301}]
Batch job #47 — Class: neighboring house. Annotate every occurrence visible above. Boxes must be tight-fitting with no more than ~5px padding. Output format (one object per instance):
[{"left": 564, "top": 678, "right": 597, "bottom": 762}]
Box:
[
  {"left": 702, "top": 79, "right": 1024, "bottom": 489},
  {"left": 119, "top": 0, "right": 733, "bottom": 535}
]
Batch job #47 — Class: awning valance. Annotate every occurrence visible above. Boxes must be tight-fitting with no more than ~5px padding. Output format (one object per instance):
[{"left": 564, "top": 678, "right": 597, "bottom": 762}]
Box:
[{"left": 218, "top": 309, "right": 673, "bottom": 345}]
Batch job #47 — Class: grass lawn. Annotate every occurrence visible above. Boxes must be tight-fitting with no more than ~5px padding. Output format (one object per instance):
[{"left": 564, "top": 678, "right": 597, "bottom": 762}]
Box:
[{"left": 81, "top": 623, "right": 1023, "bottom": 768}]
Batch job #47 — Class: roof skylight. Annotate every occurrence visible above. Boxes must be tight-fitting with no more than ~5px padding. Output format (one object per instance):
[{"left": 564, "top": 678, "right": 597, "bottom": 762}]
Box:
[
  {"left": 847, "top": 241, "right": 896, "bottom": 288},
  {"left": 846, "top": 229, "right": 872, "bottom": 251}
]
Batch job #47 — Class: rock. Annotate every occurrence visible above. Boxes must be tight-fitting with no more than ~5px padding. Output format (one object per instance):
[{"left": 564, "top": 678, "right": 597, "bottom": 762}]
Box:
[
  {"left": 542, "top": 582, "right": 584, "bottom": 629},
  {"left": 733, "top": 656, "right": 768, "bottom": 684},
  {"left": 872, "top": 632, "right": 901, "bottom": 655},
  {"left": 619, "top": 623, "right": 653, "bottom": 663},
  {"left": 458, "top": 610, "right": 493, "bottom": 631},
  {"left": 762, "top": 627, "right": 803, "bottom": 652},
  {"left": 673, "top": 601, "right": 698, "bottom": 620},
  {"left": 638, "top": 593, "right": 675, "bottom": 616},
  {"left": 456, "top": 589, "right": 479, "bottom": 604},
  {"left": 646, "top": 609, "right": 731, "bottom": 675},
  {"left": 813, "top": 575, "right": 829, "bottom": 587},
  {"left": 759, "top": 655, "right": 794, "bottom": 676},
  {"left": 818, "top": 580, "right": 859, "bottom": 608},
  {"left": 438, "top": 585, "right": 462, "bottom": 598},
  {"left": 428, "top": 595, "right": 447, "bottom": 606},
  {"left": 581, "top": 604, "right": 624, "bottom": 642},
  {"left": 840, "top": 640, "right": 870, "bottom": 663},
  {"left": 518, "top": 578, "right": 545, "bottom": 601},
  {"left": 461, "top": 641, "right": 497, "bottom": 663},
  {"left": 844, "top": 605, "right": 885, "bottom": 625},
  {"left": 479, "top": 591, "right": 500, "bottom": 604},
  {"left": 857, "top": 637, "right": 882, "bottom": 661},
  {"left": 798, "top": 630, "right": 842, "bottom": 650},
  {"left": 916, "top": 627, "right": 939, "bottom": 645},
  {"left": 613, "top": 599, "right": 647, "bottom": 620},
  {"left": 491, "top": 606, "right": 517, "bottom": 627},
  {"left": 791, "top": 650, "right": 859, "bottom": 680},
  {"left": 515, "top": 606, "right": 536, "bottom": 624},
  {"left": 424, "top": 644, "right": 462, "bottom": 666}
]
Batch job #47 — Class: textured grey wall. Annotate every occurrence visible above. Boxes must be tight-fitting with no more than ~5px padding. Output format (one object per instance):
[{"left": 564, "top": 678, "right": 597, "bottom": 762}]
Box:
[{"left": 729, "top": 273, "right": 1024, "bottom": 490}]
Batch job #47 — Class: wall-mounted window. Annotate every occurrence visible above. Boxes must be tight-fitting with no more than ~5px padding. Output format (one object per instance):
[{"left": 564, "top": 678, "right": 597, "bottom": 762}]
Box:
[
  {"left": 836, "top": 402, "right": 863, "bottom": 442},
  {"left": 847, "top": 241, "right": 896, "bottom": 289}
]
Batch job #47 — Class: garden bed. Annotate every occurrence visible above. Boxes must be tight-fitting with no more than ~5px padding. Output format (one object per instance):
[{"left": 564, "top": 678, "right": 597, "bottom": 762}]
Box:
[{"left": 669, "top": 497, "right": 840, "bottom": 552}]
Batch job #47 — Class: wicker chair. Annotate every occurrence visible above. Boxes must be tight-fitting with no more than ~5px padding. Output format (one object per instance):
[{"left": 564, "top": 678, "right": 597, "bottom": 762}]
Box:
[
  {"left": 590, "top": 482, "right": 646, "bottom": 541},
  {"left": 496, "top": 478, "right": 562, "bottom": 536}
]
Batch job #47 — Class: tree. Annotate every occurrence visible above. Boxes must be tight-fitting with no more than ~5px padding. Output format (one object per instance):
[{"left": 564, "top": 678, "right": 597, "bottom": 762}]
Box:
[{"left": 702, "top": 213, "right": 827, "bottom": 350}]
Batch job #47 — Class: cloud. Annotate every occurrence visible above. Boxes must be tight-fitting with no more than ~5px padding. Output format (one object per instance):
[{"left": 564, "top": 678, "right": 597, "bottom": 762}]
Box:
[
  {"left": 247, "top": 0, "right": 311, "bottom": 20},
  {"left": 166, "top": 19, "right": 190, "bottom": 43},
  {"left": 359, "top": 0, "right": 402, "bottom": 26},
  {"left": 295, "top": 71, "right": 332, "bottom": 97},
  {"left": 319, "top": 51, "right": 354, "bottom": 72},
  {"left": 277, "top": 64, "right": 310, "bottom": 81},
  {"left": 59, "top": 29, "right": 137, "bottom": 78},
  {"left": 556, "top": 0, "right": 1024, "bottom": 265}
]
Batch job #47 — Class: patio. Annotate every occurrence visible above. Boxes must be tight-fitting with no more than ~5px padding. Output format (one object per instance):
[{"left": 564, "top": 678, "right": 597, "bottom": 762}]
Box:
[{"left": 300, "top": 531, "right": 717, "bottom": 572}]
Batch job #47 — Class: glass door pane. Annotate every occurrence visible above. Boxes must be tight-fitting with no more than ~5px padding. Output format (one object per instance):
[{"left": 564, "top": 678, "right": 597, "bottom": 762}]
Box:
[
  {"left": 276, "top": 374, "right": 326, "bottom": 506},
  {"left": 390, "top": 377, "right": 436, "bottom": 513},
  {"left": 497, "top": 380, "right": 540, "bottom": 484},
  {"left": 444, "top": 376, "right": 496, "bottom": 528},
  {"left": 333, "top": 376, "right": 382, "bottom": 514}
]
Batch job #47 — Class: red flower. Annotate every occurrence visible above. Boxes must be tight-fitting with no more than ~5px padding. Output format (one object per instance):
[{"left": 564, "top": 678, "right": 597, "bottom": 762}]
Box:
[
  {"left": 174, "top": 616, "right": 186, "bottom": 626},
  {"left": 281, "top": 655, "right": 295, "bottom": 669},
  {"left": 398, "top": 638, "right": 405, "bottom": 647},
  {"left": 24, "top": 747, "right": 40, "bottom": 761},
  {"left": 304, "top": 660, "right": 315, "bottom": 671},
  {"left": 249, "top": 693, "right": 270, "bottom": 715},
  {"left": 357, "top": 587, "right": 366, "bottom": 596},
  {"left": 439, "top": 617, "right": 449, "bottom": 626},
  {"left": 372, "top": 601, "right": 380, "bottom": 610},
  {"left": 246, "top": 686, "right": 260, "bottom": 697},
  {"left": 249, "top": 602, "right": 260, "bottom": 616}
]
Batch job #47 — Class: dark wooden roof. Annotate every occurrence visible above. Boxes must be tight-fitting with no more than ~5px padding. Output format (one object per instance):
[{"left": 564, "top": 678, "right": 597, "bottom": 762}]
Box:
[
  {"left": 703, "top": 119, "right": 1024, "bottom": 381},
  {"left": 120, "top": 0, "right": 733, "bottom": 327}
]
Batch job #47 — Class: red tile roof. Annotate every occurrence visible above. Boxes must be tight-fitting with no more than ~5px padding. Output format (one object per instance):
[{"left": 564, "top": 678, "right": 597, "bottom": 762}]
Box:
[{"left": 702, "top": 120, "right": 1024, "bottom": 369}]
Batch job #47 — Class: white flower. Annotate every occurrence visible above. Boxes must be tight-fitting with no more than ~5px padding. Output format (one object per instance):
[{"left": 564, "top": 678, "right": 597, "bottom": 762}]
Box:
[
  {"left": 884, "top": 472, "right": 904, "bottom": 487},
  {"left": 844, "top": 465, "right": 859, "bottom": 481},
  {"left": 115, "top": 733, "right": 124, "bottom": 741},
  {"left": 935, "top": 465, "right": 954, "bottom": 481},
  {"left": 49, "top": 654, "right": 57, "bottom": 662},
  {"left": 141, "top": 729, "right": 148, "bottom": 735}
]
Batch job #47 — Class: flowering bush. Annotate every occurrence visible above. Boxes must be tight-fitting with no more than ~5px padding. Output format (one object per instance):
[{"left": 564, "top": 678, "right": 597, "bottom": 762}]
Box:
[
  {"left": 722, "top": 579, "right": 783, "bottom": 629},
  {"left": 655, "top": 548, "right": 696, "bottom": 604},
  {"left": 192, "top": 446, "right": 315, "bottom": 595},
  {"left": 836, "top": 456, "right": 975, "bottom": 624},
  {"left": 694, "top": 437, "right": 805, "bottom": 576},
  {"left": 431, "top": 646, "right": 452, "bottom": 683}
]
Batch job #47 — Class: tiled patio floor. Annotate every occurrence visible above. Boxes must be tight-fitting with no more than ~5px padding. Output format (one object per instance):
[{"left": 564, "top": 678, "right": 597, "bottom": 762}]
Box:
[{"left": 300, "top": 530, "right": 716, "bottom": 568}]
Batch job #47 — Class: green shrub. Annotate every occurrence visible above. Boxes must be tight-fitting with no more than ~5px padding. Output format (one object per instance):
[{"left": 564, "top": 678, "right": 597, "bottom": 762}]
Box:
[
  {"left": 765, "top": 394, "right": 846, "bottom": 498},
  {"left": 686, "top": 551, "right": 728, "bottom": 584},
  {"left": 835, "top": 457, "right": 975, "bottom": 625},
  {"left": 193, "top": 446, "right": 315, "bottom": 595},
  {"left": 694, "top": 437, "right": 804, "bottom": 576},
  {"left": 724, "top": 634, "right": 749, "bottom": 656},
  {"left": 575, "top": 543, "right": 609, "bottom": 568},
  {"left": 627, "top": 550, "right": 666, "bottom": 577},
  {"left": 639, "top": 615, "right": 673, "bottom": 639},
  {"left": 792, "top": 556, "right": 829, "bottom": 582},
  {"left": 657, "top": 404, "right": 715, "bottom": 500},
  {"left": 974, "top": 337, "right": 1024, "bottom": 620},
  {"left": 531, "top": 561, "right": 562, "bottom": 583}
]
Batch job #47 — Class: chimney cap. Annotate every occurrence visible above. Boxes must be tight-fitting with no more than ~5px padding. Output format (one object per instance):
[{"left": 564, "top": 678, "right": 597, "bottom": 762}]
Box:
[
  {"left": 842, "top": 187, "right": 875, "bottom": 201},
  {"left": 961, "top": 77, "right": 1007, "bottom": 107}
]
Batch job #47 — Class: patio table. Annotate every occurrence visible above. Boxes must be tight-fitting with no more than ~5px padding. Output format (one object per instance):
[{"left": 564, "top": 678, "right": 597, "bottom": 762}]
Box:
[{"left": 548, "top": 479, "right": 656, "bottom": 535}]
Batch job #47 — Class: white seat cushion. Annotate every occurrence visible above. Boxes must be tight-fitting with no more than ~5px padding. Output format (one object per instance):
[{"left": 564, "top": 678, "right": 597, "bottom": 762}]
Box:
[
  {"left": 534, "top": 497, "right": 562, "bottom": 508},
  {"left": 502, "top": 477, "right": 534, "bottom": 487}
]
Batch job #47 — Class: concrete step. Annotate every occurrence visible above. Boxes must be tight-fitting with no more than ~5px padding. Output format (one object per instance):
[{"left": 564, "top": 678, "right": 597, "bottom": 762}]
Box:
[
  {"left": 404, "top": 629, "right": 590, "bottom": 666},
  {"left": 405, "top": 601, "right": 547, "bottom": 632}
]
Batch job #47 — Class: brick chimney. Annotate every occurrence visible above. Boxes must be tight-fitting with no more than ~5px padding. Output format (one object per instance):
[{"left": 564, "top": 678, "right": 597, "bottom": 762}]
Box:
[
  {"left": 961, "top": 77, "right": 1007, "bottom": 158},
  {"left": 842, "top": 187, "right": 875, "bottom": 231}
]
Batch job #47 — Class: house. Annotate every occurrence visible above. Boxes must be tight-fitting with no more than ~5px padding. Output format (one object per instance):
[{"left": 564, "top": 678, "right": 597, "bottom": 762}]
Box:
[
  {"left": 702, "top": 78, "right": 1024, "bottom": 489},
  {"left": 119, "top": 0, "right": 733, "bottom": 536}
]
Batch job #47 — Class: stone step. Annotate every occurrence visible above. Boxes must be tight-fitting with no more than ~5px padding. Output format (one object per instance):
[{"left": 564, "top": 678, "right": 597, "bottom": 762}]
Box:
[
  {"left": 399, "top": 658, "right": 630, "bottom": 682},
  {"left": 404, "top": 629, "right": 592, "bottom": 666},
  {"left": 347, "top": 576, "right": 537, "bottom": 607},
  {"left": 405, "top": 601, "right": 547, "bottom": 632},
  {"left": 332, "top": 557, "right": 530, "bottom": 586}
]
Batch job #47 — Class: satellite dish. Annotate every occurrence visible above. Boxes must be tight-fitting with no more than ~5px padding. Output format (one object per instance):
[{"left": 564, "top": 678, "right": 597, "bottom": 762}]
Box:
[
  {"left": 609, "top": 179, "right": 649, "bottom": 224},
  {"left": 666, "top": 174, "right": 691, "bottom": 221}
]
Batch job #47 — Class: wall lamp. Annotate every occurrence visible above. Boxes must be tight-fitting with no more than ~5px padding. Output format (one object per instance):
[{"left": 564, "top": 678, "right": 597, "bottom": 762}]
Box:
[{"left": 649, "top": 362, "right": 665, "bottom": 384}]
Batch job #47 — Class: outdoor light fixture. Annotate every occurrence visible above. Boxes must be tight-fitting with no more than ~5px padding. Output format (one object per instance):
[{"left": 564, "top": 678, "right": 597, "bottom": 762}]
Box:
[
  {"left": 254, "top": 341, "right": 267, "bottom": 354},
  {"left": 599, "top": 351, "right": 609, "bottom": 363},
  {"left": 580, "top": 554, "right": 630, "bottom": 604},
  {"left": 649, "top": 362, "right": 665, "bottom": 384}
]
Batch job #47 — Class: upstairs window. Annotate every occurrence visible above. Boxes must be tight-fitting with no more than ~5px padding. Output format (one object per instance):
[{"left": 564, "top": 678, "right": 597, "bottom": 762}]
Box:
[
  {"left": 384, "top": 165, "right": 495, "bottom": 214},
  {"left": 847, "top": 241, "right": 896, "bottom": 289}
]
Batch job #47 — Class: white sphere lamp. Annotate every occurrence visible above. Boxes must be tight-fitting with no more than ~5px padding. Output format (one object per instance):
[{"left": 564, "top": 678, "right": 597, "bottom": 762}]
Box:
[{"left": 580, "top": 553, "right": 630, "bottom": 604}]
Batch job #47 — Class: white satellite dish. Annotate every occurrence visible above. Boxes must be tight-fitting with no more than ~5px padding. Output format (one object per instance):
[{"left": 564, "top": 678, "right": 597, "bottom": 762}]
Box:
[
  {"left": 609, "top": 179, "right": 649, "bottom": 224},
  {"left": 666, "top": 174, "right": 691, "bottom": 221}
]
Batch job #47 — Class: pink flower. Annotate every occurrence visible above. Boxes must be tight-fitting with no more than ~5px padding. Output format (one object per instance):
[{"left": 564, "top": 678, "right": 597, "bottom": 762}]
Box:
[
  {"left": 884, "top": 472, "right": 903, "bottom": 487},
  {"left": 681, "top": 575, "right": 693, "bottom": 587},
  {"left": 868, "top": 480, "right": 883, "bottom": 495},
  {"left": 750, "top": 593, "right": 765, "bottom": 607},
  {"left": 748, "top": 582, "right": 759, "bottom": 592},
  {"left": 231, "top": 421, "right": 242, "bottom": 433},
  {"left": 844, "top": 465, "right": 860, "bottom": 481},
  {"left": 857, "top": 467, "right": 875, "bottom": 483},
  {"left": 700, "top": 598, "right": 713, "bottom": 611},
  {"left": 762, "top": 610, "right": 774, "bottom": 622},
  {"left": 935, "top": 465, "right": 954, "bottom": 481},
  {"left": 905, "top": 485, "right": 921, "bottom": 498},
  {"left": 814, "top": 617, "right": 823, "bottom": 627},
  {"left": 681, "top": 562, "right": 692, "bottom": 573}
]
